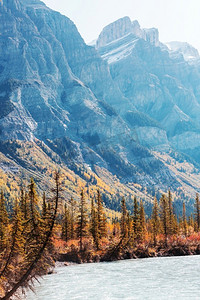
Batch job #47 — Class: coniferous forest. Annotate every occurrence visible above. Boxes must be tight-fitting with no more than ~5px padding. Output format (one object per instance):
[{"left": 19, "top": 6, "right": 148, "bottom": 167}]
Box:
[{"left": 1, "top": 172, "right": 200, "bottom": 299}]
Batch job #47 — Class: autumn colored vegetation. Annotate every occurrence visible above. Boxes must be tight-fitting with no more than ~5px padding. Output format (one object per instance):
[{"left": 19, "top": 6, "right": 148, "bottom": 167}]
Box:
[
  {"left": 1, "top": 174, "right": 200, "bottom": 299},
  {"left": 0, "top": 172, "right": 61, "bottom": 300}
]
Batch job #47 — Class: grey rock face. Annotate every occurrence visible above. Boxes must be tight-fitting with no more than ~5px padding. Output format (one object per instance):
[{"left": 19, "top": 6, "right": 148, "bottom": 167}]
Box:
[
  {"left": 96, "top": 17, "right": 160, "bottom": 49},
  {"left": 97, "top": 18, "right": 200, "bottom": 164},
  {"left": 96, "top": 17, "right": 133, "bottom": 49},
  {"left": 143, "top": 28, "right": 159, "bottom": 47},
  {"left": 166, "top": 41, "right": 200, "bottom": 62}
]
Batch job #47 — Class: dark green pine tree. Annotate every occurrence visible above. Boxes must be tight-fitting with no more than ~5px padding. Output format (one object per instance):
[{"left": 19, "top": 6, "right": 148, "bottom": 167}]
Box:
[
  {"left": 25, "top": 178, "right": 43, "bottom": 259},
  {"left": 20, "top": 187, "right": 26, "bottom": 219},
  {"left": 101, "top": 213, "right": 107, "bottom": 238},
  {"left": 69, "top": 197, "right": 76, "bottom": 239},
  {"left": 112, "top": 215, "right": 117, "bottom": 236},
  {"left": 77, "top": 190, "right": 88, "bottom": 251},
  {"left": 62, "top": 203, "right": 71, "bottom": 242},
  {"left": 90, "top": 197, "right": 99, "bottom": 249},
  {"left": 188, "top": 213, "right": 194, "bottom": 229},
  {"left": 0, "top": 199, "right": 25, "bottom": 280},
  {"left": 127, "top": 212, "right": 132, "bottom": 239},
  {"left": 0, "top": 190, "right": 9, "bottom": 252},
  {"left": 151, "top": 196, "right": 160, "bottom": 246},
  {"left": 133, "top": 196, "right": 140, "bottom": 240},
  {"left": 168, "top": 189, "right": 173, "bottom": 235},
  {"left": 160, "top": 194, "right": 169, "bottom": 245},
  {"left": 195, "top": 193, "right": 200, "bottom": 231},
  {"left": 139, "top": 199, "right": 146, "bottom": 241},
  {"left": 182, "top": 202, "right": 188, "bottom": 237},
  {"left": 120, "top": 197, "right": 127, "bottom": 237},
  {"left": 96, "top": 190, "right": 106, "bottom": 239}
]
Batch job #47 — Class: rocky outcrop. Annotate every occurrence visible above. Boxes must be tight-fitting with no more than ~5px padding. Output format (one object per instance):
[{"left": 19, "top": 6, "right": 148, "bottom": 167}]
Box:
[
  {"left": 143, "top": 28, "right": 159, "bottom": 47},
  {"left": 96, "top": 17, "right": 160, "bottom": 49},
  {"left": 96, "top": 16, "right": 133, "bottom": 48},
  {"left": 166, "top": 41, "right": 200, "bottom": 62}
]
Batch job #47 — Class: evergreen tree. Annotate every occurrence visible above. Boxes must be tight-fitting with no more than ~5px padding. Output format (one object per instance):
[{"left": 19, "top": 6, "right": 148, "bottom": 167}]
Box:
[
  {"left": 120, "top": 197, "right": 127, "bottom": 237},
  {"left": 96, "top": 190, "right": 106, "bottom": 239},
  {"left": 28, "top": 178, "right": 41, "bottom": 235},
  {"left": 102, "top": 213, "right": 107, "bottom": 238},
  {"left": 62, "top": 203, "right": 71, "bottom": 242},
  {"left": 0, "top": 191, "right": 9, "bottom": 252},
  {"left": 167, "top": 190, "right": 178, "bottom": 235},
  {"left": 112, "top": 215, "right": 117, "bottom": 236},
  {"left": 182, "top": 202, "right": 188, "bottom": 237},
  {"left": 127, "top": 212, "right": 132, "bottom": 239},
  {"left": 25, "top": 178, "right": 43, "bottom": 259},
  {"left": 160, "top": 194, "right": 169, "bottom": 245},
  {"left": 19, "top": 187, "right": 26, "bottom": 219},
  {"left": 168, "top": 190, "right": 173, "bottom": 235},
  {"left": 133, "top": 196, "right": 140, "bottom": 240},
  {"left": 42, "top": 192, "right": 47, "bottom": 220},
  {"left": 77, "top": 190, "right": 88, "bottom": 251},
  {"left": 195, "top": 193, "right": 200, "bottom": 231},
  {"left": 151, "top": 196, "right": 160, "bottom": 246},
  {"left": 19, "top": 189, "right": 29, "bottom": 227},
  {"left": 0, "top": 199, "right": 25, "bottom": 280},
  {"left": 188, "top": 213, "right": 194, "bottom": 230},
  {"left": 2, "top": 171, "right": 61, "bottom": 300},
  {"left": 69, "top": 197, "right": 76, "bottom": 239},
  {"left": 90, "top": 197, "right": 99, "bottom": 248},
  {"left": 139, "top": 200, "right": 146, "bottom": 241}
]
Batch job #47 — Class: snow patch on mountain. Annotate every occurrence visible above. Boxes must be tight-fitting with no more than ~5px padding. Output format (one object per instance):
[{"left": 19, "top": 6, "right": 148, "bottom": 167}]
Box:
[{"left": 101, "top": 35, "right": 139, "bottom": 64}]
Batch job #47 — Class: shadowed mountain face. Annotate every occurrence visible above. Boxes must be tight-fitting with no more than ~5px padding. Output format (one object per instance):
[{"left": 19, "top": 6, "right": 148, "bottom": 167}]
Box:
[{"left": 1, "top": 1, "right": 200, "bottom": 202}]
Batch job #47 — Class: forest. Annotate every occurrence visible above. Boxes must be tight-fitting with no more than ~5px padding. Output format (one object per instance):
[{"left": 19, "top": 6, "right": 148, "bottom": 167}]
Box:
[{"left": 1, "top": 171, "right": 200, "bottom": 299}]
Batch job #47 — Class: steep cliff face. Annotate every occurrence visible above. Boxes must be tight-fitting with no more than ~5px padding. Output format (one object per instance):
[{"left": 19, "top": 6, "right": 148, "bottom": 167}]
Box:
[
  {"left": 96, "top": 17, "right": 160, "bottom": 49},
  {"left": 96, "top": 18, "right": 200, "bottom": 163}
]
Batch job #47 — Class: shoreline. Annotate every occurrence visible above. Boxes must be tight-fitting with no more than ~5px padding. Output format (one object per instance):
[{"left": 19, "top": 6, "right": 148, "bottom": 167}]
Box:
[{"left": 56, "top": 242, "right": 200, "bottom": 265}]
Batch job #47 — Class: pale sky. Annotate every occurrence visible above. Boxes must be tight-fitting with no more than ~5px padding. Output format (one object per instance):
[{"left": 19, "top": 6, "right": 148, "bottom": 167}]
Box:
[{"left": 43, "top": 0, "right": 200, "bottom": 51}]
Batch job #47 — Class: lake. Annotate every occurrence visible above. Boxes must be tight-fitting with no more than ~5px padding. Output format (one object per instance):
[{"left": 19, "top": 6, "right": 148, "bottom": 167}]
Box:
[{"left": 26, "top": 256, "right": 200, "bottom": 299}]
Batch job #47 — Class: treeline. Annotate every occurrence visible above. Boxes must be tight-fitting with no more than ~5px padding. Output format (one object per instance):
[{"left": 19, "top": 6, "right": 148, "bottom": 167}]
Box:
[
  {"left": 1, "top": 176, "right": 200, "bottom": 298},
  {"left": 0, "top": 173, "right": 61, "bottom": 300},
  {"left": 60, "top": 189, "right": 200, "bottom": 250}
]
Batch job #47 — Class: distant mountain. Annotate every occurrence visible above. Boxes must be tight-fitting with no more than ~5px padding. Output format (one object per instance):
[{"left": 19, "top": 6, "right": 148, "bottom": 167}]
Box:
[
  {"left": 166, "top": 41, "right": 200, "bottom": 63},
  {"left": 1, "top": 1, "right": 200, "bottom": 208},
  {"left": 96, "top": 17, "right": 200, "bottom": 163}
]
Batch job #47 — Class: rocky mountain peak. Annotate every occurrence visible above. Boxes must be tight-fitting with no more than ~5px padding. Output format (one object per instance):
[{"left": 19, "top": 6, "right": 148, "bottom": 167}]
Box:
[
  {"left": 143, "top": 28, "right": 159, "bottom": 47},
  {"left": 132, "top": 20, "right": 145, "bottom": 39},
  {"left": 96, "top": 17, "right": 160, "bottom": 49},
  {"left": 96, "top": 16, "right": 133, "bottom": 48}
]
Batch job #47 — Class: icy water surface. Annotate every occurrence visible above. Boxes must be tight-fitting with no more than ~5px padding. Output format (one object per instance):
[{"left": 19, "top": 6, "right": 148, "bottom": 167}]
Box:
[{"left": 26, "top": 256, "right": 200, "bottom": 299}]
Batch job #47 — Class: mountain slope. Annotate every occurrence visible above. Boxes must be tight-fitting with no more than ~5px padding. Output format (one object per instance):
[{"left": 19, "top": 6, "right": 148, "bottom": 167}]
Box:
[{"left": 0, "top": 1, "right": 200, "bottom": 207}]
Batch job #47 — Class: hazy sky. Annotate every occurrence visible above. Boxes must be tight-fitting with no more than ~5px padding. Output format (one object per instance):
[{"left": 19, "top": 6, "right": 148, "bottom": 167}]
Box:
[{"left": 43, "top": 0, "right": 200, "bottom": 51}]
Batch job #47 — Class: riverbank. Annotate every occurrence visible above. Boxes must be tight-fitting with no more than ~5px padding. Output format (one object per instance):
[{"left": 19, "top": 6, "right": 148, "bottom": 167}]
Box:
[{"left": 56, "top": 237, "right": 200, "bottom": 265}]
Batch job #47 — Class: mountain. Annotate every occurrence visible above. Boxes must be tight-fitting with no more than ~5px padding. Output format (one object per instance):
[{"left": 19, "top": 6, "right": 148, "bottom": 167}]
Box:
[
  {"left": 166, "top": 41, "right": 200, "bottom": 63},
  {"left": 1, "top": 1, "right": 200, "bottom": 209},
  {"left": 96, "top": 17, "right": 200, "bottom": 163}
]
